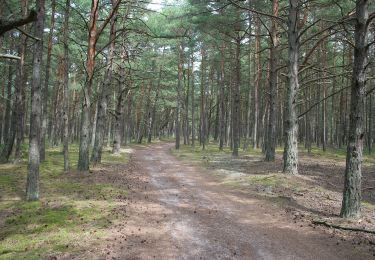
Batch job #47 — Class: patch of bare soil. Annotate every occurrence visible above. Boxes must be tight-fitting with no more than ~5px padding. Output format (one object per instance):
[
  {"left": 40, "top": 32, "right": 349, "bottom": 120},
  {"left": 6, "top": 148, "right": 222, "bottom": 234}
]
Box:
[
  {"left": 204, "top": 150, "right": 375, "bottom": 257},
  {"left": 67, "top": 144, "right": 374, "bottom": 259}
]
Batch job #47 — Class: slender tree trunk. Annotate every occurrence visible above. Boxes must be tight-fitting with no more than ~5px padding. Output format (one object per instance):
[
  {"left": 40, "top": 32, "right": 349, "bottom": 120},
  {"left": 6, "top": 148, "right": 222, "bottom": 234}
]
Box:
[
  {"left": 368, "top": 93, "right": 372, "bottom": 154},
  {"left": 340, "top": 0, "right": 369, "bottom": 219},
  {"left": 200, "top": 47, "right": 206, "bottom": 150},
  {"left": 185, "top": 66, "right": 190, "bottom": 145},
  {"left": 253, "top": 16, "right": 261, "bottom": 149},
  {"left": 112, "top": 89, "right": 125, "bottom": 154},
  {"left": 26, "top": 0, "right": 45, "bottom": 201},
  {"left": 175, "top": 44, "right": 183, "bottom": 150},
  {"left": 40, "top": 0, "right": 56, "bottom": 162},
  {"left": 78, "top": 0, "right": 99, "bottom": 170},
  {"left": 0, "top": 65, "right": 16, "bottom": 163},
  {"left": 62, "top": 0, "right": 70, "bottom": 172},
  {"left": 14, "top": 0, "right": 28, "bottom": 159},
  {"left": 232, "top": 37, "right": 241, "bottom": 157},
  {"left": 265, "top": 0, "right": 279, "bottom": 161},
  {"left": 148, "top": 68, "right": 161, "bottom": 143},
  {"left": 191, "top": 56, "right": 195, "bottom": 146},
  {"left": 91, "top": 3, "right": 116, "bottom": 162},
  {"left": 283, "top": 0, "right": 300, "bottom": 175},
  {"left": 219, "top": 43, "right": 226, "bottom": 150}
]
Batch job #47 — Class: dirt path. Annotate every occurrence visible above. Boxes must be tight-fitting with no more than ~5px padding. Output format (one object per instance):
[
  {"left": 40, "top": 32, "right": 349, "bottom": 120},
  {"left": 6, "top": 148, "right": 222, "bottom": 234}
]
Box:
[{"left": 111, "top": 143, "right": 372, "bottom": 260}]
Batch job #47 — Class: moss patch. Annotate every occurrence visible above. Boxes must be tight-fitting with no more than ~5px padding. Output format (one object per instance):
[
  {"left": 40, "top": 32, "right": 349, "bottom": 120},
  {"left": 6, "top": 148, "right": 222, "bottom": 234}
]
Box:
[{"left": 0, "top": 144, "right": 130, "bottom": 259}]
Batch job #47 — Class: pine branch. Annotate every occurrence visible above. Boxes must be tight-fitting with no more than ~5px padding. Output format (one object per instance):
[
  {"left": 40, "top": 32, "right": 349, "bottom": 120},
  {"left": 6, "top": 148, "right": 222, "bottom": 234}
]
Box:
[{"left": 0, "top": 10, "right": 37, "bottom": 36}]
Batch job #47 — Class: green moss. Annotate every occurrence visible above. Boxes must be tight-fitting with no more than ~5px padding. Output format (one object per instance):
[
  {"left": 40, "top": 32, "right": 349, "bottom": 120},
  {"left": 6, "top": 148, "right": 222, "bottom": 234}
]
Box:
[
  {"left": 362, "top": 201, "right": 375, "bottom": 209},
  {"left": 0, "top": 143, "right": 130, "bottom": 259}
]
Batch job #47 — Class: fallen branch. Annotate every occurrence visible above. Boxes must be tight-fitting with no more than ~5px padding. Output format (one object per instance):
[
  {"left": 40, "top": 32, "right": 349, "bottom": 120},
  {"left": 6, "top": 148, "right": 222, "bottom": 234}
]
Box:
[{"left": 312, "top": 220, "right": 375, "bottom": 234}]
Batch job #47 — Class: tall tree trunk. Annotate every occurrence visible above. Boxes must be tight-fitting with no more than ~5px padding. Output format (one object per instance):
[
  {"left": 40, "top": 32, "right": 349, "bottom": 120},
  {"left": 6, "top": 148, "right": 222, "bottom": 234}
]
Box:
[
  {"left": 219, "top": 43, "right": 226, "bottom": 151},
  {"left": 253, "top": 16, "right": 261, "bottom": 149},
  {"left": 112, "top": 54, "right": 127, "bottom": 154},
  {"left": 232, "top": 37, "right": 241, "bottom": 157},
  {"left": 91, "top": 1, "right": 117, "bottom": 162},
  {"left": 40, "top": 0, "right": 56, "bottom": 162},
  {"left": 62, "top": 0, "right": 70, "bottom": 172},
  {"left": 78, "top": 0, "right": 99, "bottom": 170},
  {"left": 175, "top": 44, "right": 183, "bottom": 150},
  {"left": 200, "top": 47, "right": 206, "bottom": 150},
  {"left": 112, "top": 88, "right": 125, "bottom": 154},
  {"left": 26, "top": 0, "right": 45, "bottom": 201},
  {"left": 368, "top": 92, "right": 372, "bottom": 154},
  {"left": 148, "top": 68, "right": 161, "bottom": 143},
  {"left": 283, "top": 0, "right": 300, "bottom": 175},
  {"left": 340, "top": 0, "right": 369, "bottom": 219},
  {"left": 265, "top": 0, "right": 279, "bottom": 161},
  {"left": 191, "top": 56, "right": 195, "bottom": 146},
  {"left": 185, "top": 66, "right": 190, "bottom": 145},
  {"left": 14, "top": 0, "right": 28, "bottom": 159},
  {"left": 0, "top": 65, "right": 16, "bottom": 163}
]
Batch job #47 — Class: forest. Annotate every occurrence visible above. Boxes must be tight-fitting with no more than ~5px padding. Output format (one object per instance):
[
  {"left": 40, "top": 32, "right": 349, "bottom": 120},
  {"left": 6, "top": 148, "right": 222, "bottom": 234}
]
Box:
[{"left": 0, "top": 0, "right": 375, "bottom": 259}]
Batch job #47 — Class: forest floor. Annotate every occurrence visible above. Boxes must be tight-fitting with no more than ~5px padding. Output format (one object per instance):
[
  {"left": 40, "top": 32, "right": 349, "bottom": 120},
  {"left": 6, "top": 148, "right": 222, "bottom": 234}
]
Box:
[{"left": 1, "top": 142, "right": 375, "bottom": 259}]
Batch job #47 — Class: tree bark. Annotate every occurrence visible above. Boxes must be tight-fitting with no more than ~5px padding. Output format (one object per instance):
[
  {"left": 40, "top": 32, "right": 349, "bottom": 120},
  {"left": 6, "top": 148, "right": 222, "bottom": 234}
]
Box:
[
  {"left": 26, "top": 0, "right": 45, "bottom": 201},
  {"left": 62, "top": 0, "right": 70, "bottom": 172},
  {"left": 265, "top": 0, "right": 279, "bottom": 161},
  {"left": 14, "top": 0, "right": 28, "bottom": 160},
  {"left": 340, "top": 0, "right": 369, "bottom": 219},
  {"left": 0, "top": 65, "right": 16, "bottom": 163},
  {"left": 200, "top": 47, "right": 206, "bottom": 150},
  {"left": 283, "top": 0, "right": 300, "bottom": 175},
  {"left": 191, "top": 55, "right": 195, "bottom": 146},
  {"left": 148, "top": 68, "right": 161, "bottom": 143},
  {"left": 232, "top": 37, "right": 241, "bottom": 157},
  {"left": 40, "top": 0, "right": 56, "bottom": 162},
  {"left": 78, "top": 0, "right": 99, "bottom": 170},
  {"left": 253, "top": 16, "right": 261, "bottom": 149},
  {"left": 91, "top": 1, "right": 117, "bottom": 162},
  {"left": 175, "top": 44, "right": 183, "bottom": 150},
  {"left": 219, "top": 43, "right": 226, "bottom": 151}
]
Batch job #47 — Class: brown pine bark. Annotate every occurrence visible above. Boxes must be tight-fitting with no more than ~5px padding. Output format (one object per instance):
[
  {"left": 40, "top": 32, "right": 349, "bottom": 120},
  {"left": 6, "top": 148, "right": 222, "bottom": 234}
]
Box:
[{"left": 78, "top": 0, "right": 99, "bottom": 170}]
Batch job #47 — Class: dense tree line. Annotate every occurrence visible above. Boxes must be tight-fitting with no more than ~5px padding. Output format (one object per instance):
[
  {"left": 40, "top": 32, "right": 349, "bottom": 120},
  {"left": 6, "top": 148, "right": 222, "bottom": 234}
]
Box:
[{"left": 0, "top": 0, "right": 374, "bottom": 219}]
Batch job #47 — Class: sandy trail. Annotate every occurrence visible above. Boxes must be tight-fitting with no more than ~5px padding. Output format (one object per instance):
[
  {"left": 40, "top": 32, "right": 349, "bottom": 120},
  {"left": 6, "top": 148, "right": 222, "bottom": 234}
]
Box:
[{"left": 116, "top": 143, "right": 372, "bottom": 260}]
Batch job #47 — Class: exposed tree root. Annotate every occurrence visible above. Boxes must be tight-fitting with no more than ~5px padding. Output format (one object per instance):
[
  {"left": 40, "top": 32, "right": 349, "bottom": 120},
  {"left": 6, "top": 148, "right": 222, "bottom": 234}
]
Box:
[{"left": 312, "top": 220, "right": 375, "bottom": 234}]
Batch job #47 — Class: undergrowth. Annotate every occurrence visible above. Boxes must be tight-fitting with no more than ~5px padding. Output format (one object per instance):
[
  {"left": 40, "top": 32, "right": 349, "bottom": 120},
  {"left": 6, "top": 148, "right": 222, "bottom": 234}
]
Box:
[{"left": 0, "top": 144, "right": 130, "bottom": 259}]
